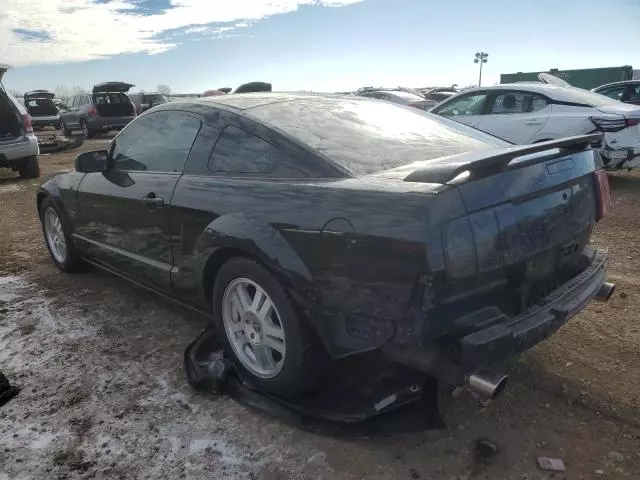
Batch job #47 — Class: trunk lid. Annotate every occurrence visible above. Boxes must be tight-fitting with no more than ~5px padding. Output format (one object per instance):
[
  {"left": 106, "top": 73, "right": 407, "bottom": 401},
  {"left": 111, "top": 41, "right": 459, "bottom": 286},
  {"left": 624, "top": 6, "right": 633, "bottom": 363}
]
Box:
[
  {"left": 92, "top": 82, "right": 134, "bottom": 93},
  {"left": 406, "top": 136, "right": 608, "bottom": 282},
  {"left": 24, "top": 90, "right": 55, "bottom": 100},
  {"left": 596, "top": 102, "right": 640, "bottom": 118}
]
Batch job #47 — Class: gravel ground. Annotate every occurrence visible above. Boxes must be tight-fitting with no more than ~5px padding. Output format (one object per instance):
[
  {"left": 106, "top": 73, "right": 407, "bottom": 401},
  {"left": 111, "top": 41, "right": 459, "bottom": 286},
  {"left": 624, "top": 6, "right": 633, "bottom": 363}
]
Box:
[{"left": 0, "top": 140, "right": 639, "bottom": 479}]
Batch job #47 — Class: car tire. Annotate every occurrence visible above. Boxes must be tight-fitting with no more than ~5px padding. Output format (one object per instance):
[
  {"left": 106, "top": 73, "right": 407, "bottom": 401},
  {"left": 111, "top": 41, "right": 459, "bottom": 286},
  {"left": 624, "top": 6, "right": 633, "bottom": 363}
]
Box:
[
  {"left": 39, "top": 197, "right": 85, "bottom": 273},
  {"left": 62, "top": 122, "right": 72, "bottom": 137},
  {"left": 17, "top": 156, "right": 40, "bottom": 179},
  {"left": 212, "top": 257, "right": 327, "bottom": 397},
  {"left": 80, "top": 119, "right": 90, "bottom": 138}
]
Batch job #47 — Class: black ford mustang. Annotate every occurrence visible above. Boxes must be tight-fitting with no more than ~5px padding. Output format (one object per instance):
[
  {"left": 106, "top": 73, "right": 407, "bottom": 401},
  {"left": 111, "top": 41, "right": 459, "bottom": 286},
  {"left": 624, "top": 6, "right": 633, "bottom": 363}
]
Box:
[{"left": 37, "top": 93, "right": 614, "bottom": 398}]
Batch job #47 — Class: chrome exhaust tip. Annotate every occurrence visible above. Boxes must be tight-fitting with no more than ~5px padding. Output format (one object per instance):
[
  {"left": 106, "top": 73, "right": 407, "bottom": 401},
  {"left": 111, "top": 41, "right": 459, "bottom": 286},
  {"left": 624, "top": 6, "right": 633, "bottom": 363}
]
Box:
[
  {"left": 466, "top": 372, "right": 508, "bottom": 398},
  {"left": 594, "top": 282, "right": 616, "bottom": 302}
]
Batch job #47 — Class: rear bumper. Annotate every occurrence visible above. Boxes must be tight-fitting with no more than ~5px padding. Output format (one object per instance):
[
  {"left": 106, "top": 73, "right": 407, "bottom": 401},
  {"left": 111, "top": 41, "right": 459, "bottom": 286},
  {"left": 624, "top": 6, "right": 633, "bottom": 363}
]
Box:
[
  {"left": 382, "top": 248, "right": 609, "bottom": 385},
  {"left": 88, "top": 116, "right": 134, "bottom": 131},
  {"left": 0, "top": 134, "right": 40, "bottom": 163}
]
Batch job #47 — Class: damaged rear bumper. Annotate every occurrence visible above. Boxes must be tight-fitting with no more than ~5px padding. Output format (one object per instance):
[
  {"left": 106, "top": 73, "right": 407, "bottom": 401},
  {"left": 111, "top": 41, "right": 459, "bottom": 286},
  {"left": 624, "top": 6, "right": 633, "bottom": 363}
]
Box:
[{"left": 382, "top": 248, "right": 610, "bottom": 387}]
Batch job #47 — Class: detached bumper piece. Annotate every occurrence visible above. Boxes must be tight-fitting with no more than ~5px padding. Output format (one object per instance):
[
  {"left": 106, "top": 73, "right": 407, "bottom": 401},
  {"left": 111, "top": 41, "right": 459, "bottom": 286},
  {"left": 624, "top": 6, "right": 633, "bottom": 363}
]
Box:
[
  {"left": 0, "top": 372, "right": 19, "bottom": 408},
  {"left": 384, "top": 248, "right": 611, "bottom": 390},
  {"left": 184, "top": 326, "right": 443, "bottom": 435}
]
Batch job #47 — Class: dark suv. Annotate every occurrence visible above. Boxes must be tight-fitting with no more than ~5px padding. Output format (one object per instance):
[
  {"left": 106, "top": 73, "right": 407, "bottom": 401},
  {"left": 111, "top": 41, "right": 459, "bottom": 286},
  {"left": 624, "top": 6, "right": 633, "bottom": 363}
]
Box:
[
  {"left": 60, "top": 82, "right": 136, "bottom": 137},
  {"left": 128, "top": 92, "right": 168, "bottom": 115}
]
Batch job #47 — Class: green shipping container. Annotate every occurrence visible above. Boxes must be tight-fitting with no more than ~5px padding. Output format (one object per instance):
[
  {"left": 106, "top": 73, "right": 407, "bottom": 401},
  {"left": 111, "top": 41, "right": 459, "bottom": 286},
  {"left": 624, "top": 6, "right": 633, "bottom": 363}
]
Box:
[{"left": 501, "top": 66, "right": 634, "bottom": 90}]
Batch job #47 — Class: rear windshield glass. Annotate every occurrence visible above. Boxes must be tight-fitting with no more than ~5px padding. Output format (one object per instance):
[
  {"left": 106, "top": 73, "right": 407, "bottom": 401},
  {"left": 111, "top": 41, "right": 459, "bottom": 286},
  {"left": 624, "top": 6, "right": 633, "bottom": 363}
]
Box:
[
  {"left": 249, "top": 97, "right": 506, "bottom": 175},
  {"left": 93, "top": 92, "right": 129, "bottom": 104},
  {"left": 564, "top": 88, "right": 621, "bottom": 107},
  {"left": 25, "top": 98, "right": 58, "bottom": 116}
]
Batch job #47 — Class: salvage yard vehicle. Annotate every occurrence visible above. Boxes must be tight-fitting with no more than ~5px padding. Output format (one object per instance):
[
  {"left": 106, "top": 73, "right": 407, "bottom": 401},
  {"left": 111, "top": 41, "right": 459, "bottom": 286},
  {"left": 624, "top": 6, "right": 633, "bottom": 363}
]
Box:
[
  {"left": 592, "top": 80, "right": 640, "bottom": 106},
  {"left": 37, "top": 93, "right": 614, "bottom": 399},
  {"left": 356, "top": 87, "right": 433, "bottom": 111},
  {"left": 431, "top": 83, "right": 640, "bottom": 170},
  {"left": 59, "top": 82, "right": 136, "bottom": 138},
  {"left": 0, "top": 64, "right": 40, "bottom": 178},
  {"left": 128, "top": 92, "right": 168, "bottom": 115},
  {"left": 23, "top": 90, "right": 65, "bottom": 149}
]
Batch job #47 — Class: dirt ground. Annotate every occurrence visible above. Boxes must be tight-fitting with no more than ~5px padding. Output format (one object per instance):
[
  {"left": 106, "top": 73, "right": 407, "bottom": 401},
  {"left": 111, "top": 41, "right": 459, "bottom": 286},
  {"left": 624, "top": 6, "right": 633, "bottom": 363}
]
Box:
[{"left": 0, "top": 141, "right": 639, "bottom": 480}]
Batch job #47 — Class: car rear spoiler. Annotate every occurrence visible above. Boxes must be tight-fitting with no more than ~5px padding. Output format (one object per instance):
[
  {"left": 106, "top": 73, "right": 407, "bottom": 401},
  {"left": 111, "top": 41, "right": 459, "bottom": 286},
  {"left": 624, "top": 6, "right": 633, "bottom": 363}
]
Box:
[{"left": 404, "top": 134, "right": 603, "bottom": 184}]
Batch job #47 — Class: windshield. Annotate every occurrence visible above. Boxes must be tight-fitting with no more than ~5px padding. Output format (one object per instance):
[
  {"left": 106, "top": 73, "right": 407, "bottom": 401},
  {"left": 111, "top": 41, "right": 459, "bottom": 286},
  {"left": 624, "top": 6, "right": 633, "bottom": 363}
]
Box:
[{"left": 250, "top": 97, "right": 506, "bottom": 175}]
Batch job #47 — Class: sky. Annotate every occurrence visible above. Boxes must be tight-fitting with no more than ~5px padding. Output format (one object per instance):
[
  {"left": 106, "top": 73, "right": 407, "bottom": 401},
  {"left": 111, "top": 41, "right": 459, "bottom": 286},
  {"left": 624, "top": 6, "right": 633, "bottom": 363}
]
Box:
[{"left": 1, "top": 0, "right": 639, "bottom": 95}]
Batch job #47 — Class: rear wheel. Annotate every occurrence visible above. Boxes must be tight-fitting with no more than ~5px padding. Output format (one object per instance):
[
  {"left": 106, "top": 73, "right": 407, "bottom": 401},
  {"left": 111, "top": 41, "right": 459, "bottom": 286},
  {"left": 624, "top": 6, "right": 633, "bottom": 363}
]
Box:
[
  {"left": 79, "top": 119, "right": 89, "bottom": 138},
  {"left": 40, "top": 197, "right": 84, "bottom": 273},
  {"left": 17, "top": 156, "right": 40, "bottom": 179},
  {"left": 212, "top": 258, "right": 326, "bottom": 397}
]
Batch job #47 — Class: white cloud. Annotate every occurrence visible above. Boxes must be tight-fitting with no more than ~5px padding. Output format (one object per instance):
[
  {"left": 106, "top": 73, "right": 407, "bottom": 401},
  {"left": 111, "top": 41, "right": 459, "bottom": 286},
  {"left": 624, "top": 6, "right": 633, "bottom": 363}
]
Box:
[{"left": 0, "top": 0, "right": 363, "bottom": 66}]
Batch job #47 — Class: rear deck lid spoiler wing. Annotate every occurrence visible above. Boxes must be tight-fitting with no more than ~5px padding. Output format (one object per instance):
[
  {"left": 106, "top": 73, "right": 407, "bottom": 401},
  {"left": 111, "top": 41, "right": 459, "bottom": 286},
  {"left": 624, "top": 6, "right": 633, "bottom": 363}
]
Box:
[{"left": 404, "top": 134, "right": 603, "bottom": 184}]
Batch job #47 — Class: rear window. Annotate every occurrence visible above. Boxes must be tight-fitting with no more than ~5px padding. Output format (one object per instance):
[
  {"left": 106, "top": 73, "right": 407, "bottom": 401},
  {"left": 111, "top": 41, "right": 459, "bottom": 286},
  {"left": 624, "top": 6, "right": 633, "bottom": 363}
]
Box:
[
  {"left": 93, "top": 92, "right": 129, "bottom": 105},
  {"left": 564, "top": 88, "right": 621, "bottom": 107},
  {"left": 388, "top": 91, "right": 425, "bottom": 102},
  {"left": 249, "top": 97, "right": 506, "bottom": 175}
]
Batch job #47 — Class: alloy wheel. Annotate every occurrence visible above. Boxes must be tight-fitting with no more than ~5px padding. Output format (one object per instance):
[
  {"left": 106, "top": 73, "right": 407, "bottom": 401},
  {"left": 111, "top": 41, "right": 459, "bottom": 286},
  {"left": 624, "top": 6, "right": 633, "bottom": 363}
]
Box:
[
  {"left": 44, "top": 207, "right": 67, "bottom": 263},
  {"left": 222, "top": 278, "right": 286, "bottom": 378}
]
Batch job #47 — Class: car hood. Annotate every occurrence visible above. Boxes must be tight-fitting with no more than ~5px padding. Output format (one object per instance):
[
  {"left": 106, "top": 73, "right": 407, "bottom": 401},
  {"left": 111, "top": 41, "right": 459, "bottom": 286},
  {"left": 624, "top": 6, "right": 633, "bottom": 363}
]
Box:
[
  {"left": 93, "top": 82, "right": 134, "bottom": 93},
  {"left": 24, "top": 90, "right": 55, "bottom": 100}
]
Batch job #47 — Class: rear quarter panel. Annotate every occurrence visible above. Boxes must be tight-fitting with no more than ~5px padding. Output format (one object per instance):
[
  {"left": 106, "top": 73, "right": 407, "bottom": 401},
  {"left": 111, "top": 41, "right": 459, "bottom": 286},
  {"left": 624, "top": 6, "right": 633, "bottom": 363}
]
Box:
[{"left": 169, "top": 175, "right": 452, "bottom": 357}]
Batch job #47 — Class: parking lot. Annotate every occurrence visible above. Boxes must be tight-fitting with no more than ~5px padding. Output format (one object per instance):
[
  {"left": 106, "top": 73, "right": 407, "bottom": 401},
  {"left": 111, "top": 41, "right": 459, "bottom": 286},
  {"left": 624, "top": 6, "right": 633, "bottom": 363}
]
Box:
[{"left": 1, "top": 138, "right": 639, "bottom": 479}]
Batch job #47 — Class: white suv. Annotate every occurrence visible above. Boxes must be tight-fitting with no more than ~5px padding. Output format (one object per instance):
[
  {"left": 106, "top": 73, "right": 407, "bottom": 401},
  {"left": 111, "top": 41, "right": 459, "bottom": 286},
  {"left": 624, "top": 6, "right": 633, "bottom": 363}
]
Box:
[
  {"left": 0, "top": 64, "right": 40, "bottom": 178},
  {"left": 430, "top": 83, "right": 640, "bottom": 170}
]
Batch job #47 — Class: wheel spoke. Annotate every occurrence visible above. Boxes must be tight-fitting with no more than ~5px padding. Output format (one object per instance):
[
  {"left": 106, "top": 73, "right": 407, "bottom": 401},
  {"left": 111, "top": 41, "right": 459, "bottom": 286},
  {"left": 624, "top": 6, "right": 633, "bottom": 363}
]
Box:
[
  {"left": 262, "top": 335, "right": 285, "bottom": 354},
  {"left": 228, "top": 319, "right": 244, "bottom": 333},
  {"left": 234, "top": 285, "right": 251, "bottom": 312},
  {"left": 253, "top": 345, "right": 276, "bottom": 371},
  {"left": 262, "top": 322, "right": 285, "bottom": 342},
  {"left": 251, "top": 287, "right": 266, "bottom": 312},
  {"left": 256, "top": 296, "right": 273, "bottom": 323}
]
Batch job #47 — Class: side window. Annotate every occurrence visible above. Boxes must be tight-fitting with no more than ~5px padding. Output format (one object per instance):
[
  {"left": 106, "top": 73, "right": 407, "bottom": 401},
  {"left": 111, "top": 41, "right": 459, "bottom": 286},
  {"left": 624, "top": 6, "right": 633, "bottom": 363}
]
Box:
[
  {"left": 209, "top": 126, "right": 280, "bottom": 174},
  {"left": 489, "top": 92, "right": 548, "bottom": 114},
  {"left": 70, "top": 96, "right": 78, "bottom": 108},
  {"left": 598, "top": 85, "right": 626, "bottom": 101},
  {"left": 436, "top": 94, "right": 487, "bottom": 117},
  {"left": 111, "top": 111, "right": 201, "bottom": 173},
  {"left": 626, "top": 84, "right": 640, "bottom": 103}
]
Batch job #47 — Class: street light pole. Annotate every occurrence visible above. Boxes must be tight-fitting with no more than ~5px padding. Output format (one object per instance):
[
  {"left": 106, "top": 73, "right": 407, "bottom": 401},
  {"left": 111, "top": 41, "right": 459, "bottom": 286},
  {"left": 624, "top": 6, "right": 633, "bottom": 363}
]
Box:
[{"left": 474, "top": 52, "right": 489, "bottom": 86}]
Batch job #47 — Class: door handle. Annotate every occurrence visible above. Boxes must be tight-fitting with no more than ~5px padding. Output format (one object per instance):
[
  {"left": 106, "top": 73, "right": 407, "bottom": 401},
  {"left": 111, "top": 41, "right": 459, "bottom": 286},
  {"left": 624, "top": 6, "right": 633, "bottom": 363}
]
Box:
[
  {"left": 524, "top": 121, "right": 543, "bottom": 126},
  {"left": 142, "top": 195, "right": 164, "bottom": 207}
]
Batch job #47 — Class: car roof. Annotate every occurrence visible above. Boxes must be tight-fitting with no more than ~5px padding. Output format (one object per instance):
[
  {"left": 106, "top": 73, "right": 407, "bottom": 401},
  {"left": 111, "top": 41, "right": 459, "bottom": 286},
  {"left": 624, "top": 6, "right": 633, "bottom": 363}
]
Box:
[
  {"left": 194, "top": 92, "right": 339, "bottom": 110},
  {"left": 592, "top": 80, "right": 640, "bottom": 90},
  {"left": 448, "top": 83, "right": 605, "bottom": 103}
]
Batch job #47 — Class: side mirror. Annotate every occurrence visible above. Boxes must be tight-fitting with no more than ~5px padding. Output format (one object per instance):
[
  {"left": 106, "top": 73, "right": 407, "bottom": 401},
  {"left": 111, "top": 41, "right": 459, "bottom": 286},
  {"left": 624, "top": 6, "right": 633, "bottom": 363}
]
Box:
[{"left": 75, "top": 150, "right": 108, "bottom": 173}]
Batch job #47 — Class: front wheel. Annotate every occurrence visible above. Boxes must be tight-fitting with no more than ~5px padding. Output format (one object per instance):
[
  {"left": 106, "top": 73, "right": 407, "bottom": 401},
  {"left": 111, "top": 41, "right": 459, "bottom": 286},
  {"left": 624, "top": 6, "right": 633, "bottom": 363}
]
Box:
[
  {"left": 17, "top": 156, "right": 40, "bottom": 179},
  {"left": 79, "top": 119, "right": 90, "bottom": 138},
  {"left": 212, "top": 258, "right": 326, "bottom": 397},
  {"left": 40, "top": 198, "right": 84, "bottom": 272}
]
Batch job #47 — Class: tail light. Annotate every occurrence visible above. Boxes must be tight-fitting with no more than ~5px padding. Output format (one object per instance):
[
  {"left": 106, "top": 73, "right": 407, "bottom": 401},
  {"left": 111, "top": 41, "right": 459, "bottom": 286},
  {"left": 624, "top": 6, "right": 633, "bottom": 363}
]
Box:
[
  {"left": 22, "top": 114, "right": 33, "bottom": 134},
  {"left": 626, "top": 118, "right": 640, "bottom": 127},
  {"left": 87, "top": 106, "right": 97, "bottom": 117},
  {"left": 593, "top": 169, "right": 612, "bottom": 221},
  {"left": 590, "top": 117, "right": 627, "bottom": 132}
]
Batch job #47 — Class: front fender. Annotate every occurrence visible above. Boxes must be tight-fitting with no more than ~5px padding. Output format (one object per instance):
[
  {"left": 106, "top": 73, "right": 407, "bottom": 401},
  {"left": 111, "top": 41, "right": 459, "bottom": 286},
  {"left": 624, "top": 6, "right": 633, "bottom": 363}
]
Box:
[{"left": 36, "top": 172, "right": 84, "bottom": 226}]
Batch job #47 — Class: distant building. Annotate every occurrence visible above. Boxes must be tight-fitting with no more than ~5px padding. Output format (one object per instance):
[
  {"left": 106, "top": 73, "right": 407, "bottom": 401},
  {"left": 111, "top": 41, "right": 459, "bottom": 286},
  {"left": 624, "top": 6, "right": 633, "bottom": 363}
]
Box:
[{"left": 501, "top": 66, "right": 634, "bottom": 89}]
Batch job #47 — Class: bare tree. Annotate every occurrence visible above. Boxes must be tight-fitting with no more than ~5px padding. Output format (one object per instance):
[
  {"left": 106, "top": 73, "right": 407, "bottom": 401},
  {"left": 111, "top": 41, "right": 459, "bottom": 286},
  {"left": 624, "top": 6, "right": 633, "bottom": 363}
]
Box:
[
  {"left": 157, "top": 84, "right": 171, "bottom": 95},
  {"left": 7, "top": 89, "right": 22, "bottom": 98},
  {"left": 54, "top": 85, "right": 71, "bottom": 99},
  {"left": 71, "top": 85, "right": 88, "bottom": 95}
]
